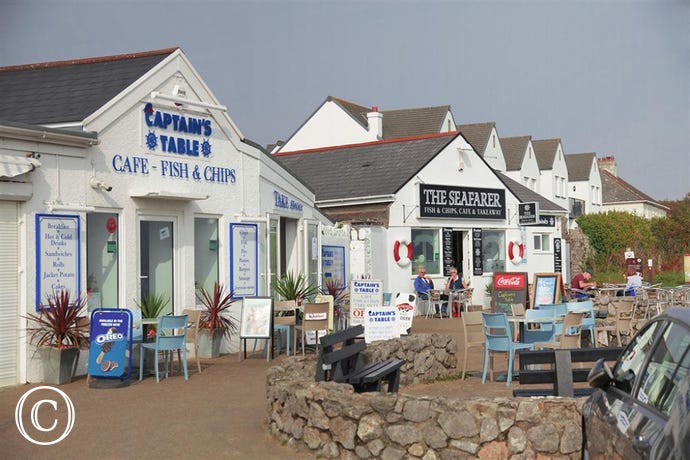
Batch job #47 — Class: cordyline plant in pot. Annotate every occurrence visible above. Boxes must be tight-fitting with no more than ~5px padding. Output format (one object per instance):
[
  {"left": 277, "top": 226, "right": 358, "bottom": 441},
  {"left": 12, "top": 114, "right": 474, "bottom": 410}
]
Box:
[
  {"left": 196, "top": 282, "right": 239, "bottom": 358},
  {"left": 135, "top": 292, "right": 169, "bottom": 342},
  {"left": 24, "top": 290, "right": 89, "bottom": 385},
  {"left": 320, "top": 279, "right": 349, "bottom": 323},
  {"left": 271, "top": 271, "right": 319, "bottom": 325}
]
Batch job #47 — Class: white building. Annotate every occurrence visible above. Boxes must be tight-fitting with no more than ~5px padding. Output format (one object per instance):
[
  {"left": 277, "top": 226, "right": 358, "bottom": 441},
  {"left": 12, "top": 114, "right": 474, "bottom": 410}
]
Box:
[
  {"left": 598, "top": 156, "right": 668, "bottom": 218},
  {"left": 0, "top": 48, "right": 335, "bottom": 386},
  {"left": 565, "top": 152, "right": 604, "bottom": 219}
]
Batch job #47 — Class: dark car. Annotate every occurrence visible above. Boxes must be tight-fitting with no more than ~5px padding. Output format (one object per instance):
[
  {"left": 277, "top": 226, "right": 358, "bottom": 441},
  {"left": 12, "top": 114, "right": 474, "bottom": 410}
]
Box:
[{"left": 583, "top": 307, "right": 690, "bottom": 459}]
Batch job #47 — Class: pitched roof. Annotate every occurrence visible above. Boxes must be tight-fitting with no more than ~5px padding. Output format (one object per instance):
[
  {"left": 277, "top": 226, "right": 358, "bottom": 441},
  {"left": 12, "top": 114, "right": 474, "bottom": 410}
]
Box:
[
  {"left": 500, "top": 136, "right": 531, "bottom": 171},
  {"left": 497, "top": 172, "right": 567, "bottom": 212},
  {"left": 274, "top": 132, "right": 458, "bottom": 202},
  {"left": 600, "top": 169, "right": 665, "bottom": 206},
  {"left": 532, "top": 138, "right": 561, "bottom": 170},
  {"left": 328, "top": 96, "right": 451, "bottom": 140},
  {"left": 0, "top": 48, "right": 177, "bottom": 125},
  {"left": 456, "top": 122, "right": 495, "bottom": 156},
  {"left": 565, "top": 152, "right": 596, "bottom": 181}
]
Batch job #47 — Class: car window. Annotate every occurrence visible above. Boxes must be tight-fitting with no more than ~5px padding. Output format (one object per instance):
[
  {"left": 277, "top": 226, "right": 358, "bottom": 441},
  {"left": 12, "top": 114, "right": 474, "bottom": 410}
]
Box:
[
  {"left": 637, "top": 321, "right": 690, "bottom": 416},
  {"left": 613, "top": 320, "right": 665, "bottom": 393}
]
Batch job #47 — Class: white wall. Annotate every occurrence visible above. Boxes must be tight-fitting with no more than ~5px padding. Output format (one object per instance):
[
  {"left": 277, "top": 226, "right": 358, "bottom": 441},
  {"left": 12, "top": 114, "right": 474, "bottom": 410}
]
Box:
[{"left": 279, "top": 100, "right": 369, "bottom": 152}]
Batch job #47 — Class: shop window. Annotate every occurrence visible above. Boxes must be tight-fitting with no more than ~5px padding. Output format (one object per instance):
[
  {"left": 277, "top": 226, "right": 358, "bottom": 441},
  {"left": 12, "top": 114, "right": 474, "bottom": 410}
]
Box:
[
  {"left": 481, "top": 230, "right": 505, "bottom": 273},
  {"left": 86, "top": 213, "right": 119, "bottom": 310},
  {"left": 533, "top": 234, "right": 551, "bottom": 252},
  {"left": 307, "top": 222, "right": 319, "bottom": 289},
  {"left": 194, "top": 218, "right": 219, "bottom": 295},
  {"left": 411, "top": 229, "right": 441, "bottom": 275}
]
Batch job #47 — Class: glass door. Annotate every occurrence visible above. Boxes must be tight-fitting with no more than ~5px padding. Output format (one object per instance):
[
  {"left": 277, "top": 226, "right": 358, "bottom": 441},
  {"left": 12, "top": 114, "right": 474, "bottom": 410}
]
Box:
[{"left": 139, "top": 219, "right": 174, "bottom": 315}]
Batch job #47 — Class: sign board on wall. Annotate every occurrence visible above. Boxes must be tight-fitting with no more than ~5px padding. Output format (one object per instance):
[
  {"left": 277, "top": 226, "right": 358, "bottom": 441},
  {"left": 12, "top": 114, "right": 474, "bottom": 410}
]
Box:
[
  {"left": 442, "top": 228, "right": 455, "bottom": 276},
  {"left": 230, "top": 223, "right": 258, "bottom": 297},
  {"left": 322, "top": 245, "right": 346, "bottom": 287},
  {"left": 554, "top": 238, "right": 562, "bottom": 273},
  {"left": 531, "top": 273, "right": 564, "bottom": 309},
  {"left": 349, "top": 280, "right": 383, "bottom": 328},
  {"left": 393, "top": 292, "right": 416, "bottom": 335},
  {"left": 518, "top": 202, "right": 539, "bottom": 225},
  {"left": 472, "top": 228, "right": 483, "bottom": 275},
  {"left": 419, "top": 184, "right": 506, "bottom": 220},
  {"left": 491, "top": 272, "right": 529, "bottom": 315},
  {"left": 35, "top": 214, "right": 80, "bottom": 308}
]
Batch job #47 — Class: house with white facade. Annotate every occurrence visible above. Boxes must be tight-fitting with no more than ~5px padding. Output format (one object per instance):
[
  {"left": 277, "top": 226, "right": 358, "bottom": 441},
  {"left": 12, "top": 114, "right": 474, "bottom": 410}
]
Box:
[
  {"left": 500, "top": 136, "right": 540, "bottom": 192},
  {"left": 565, "top": 152, "right": 603, "bottom": 218},
  {"left": 532, "top": 139, "right": 570, "bottom": 212},
  {"left": 598, "top": 156, "right": 668, "bottom": 218},
  {"left": 276, "top": 132, "right": 568, "bottom": 307},
  {"left": 0, "top": 48, "right": 336, "bottom": 385},
  {"left": 456, "top": 122, "right": 507, "bottom": 172},
  {"left": 272, "top": 96, "right": 456, "bottom": 152}
]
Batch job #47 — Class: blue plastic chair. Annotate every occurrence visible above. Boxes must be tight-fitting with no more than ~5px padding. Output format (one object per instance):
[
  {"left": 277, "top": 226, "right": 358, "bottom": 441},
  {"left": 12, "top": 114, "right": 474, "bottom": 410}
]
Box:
[
  {"left": 129, "top": 308, "right": 143, "bottom": 344},
  {"left": 383, "top": 293, "right": 393, "bottom": 306},
  {"left": 481, "top": 312, "right": 534, "bottom": 386},
  {"left": 522, "top": 309, "right": 556, "bottom": 345},
  {"left": 139, "top": 315, "right": 189, "bottom": 383},
  {"left": 565, "top": 300, "right": 596, "bottom": 346},
  {"left": 537, "top": 303, "right": 567, "bottom": 335}
]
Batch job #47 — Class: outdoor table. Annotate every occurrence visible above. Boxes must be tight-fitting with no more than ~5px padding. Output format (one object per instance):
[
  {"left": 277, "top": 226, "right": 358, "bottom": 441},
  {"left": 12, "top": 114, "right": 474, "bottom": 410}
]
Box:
[
  {"left": 439, "top": 289, "right": 469, "bottom": 317},
  {"left": 508, "top": 315, "right": 564, "bottom": 344}
]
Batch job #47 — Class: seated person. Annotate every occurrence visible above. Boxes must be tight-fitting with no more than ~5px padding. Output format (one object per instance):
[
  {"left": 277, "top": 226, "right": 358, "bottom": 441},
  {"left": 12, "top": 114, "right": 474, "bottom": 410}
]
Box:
[
  {"left": 413, "top": 266, "right": 434, "bottom": 308},
  {"left": 440, "top": 267, "right": 468, "bottom": 316},
  {"left": 571, "top": 269, "right": 596, "bottom": 298},
  {"left": 623, "top": 266, "right": 643, "bottom": 296}
]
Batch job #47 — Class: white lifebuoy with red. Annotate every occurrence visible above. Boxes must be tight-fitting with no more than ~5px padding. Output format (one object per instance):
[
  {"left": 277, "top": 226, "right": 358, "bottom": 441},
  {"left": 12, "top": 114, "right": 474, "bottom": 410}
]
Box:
[
  {"left": 508, "top": 240, "right": 525, "bottom": 265},
  {"left": 393, "top": 239, "right": 413, "bottom": 266}
]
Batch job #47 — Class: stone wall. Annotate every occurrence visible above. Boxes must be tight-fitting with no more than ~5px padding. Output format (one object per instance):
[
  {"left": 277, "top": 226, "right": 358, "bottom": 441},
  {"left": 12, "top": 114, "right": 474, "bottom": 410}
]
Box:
[{"left": 266, "top": 334, "right": 584, "bottom": 459}]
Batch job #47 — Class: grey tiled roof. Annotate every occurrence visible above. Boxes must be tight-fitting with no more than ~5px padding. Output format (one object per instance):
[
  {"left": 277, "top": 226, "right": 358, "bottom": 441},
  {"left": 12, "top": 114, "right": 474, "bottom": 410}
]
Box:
[
  {"left": 600, "top": 169, "right": 662, "bottom": 205},
  {"left": 565, "top": 153, "right": 596, "bottom": 181},
  {"left": 274, "top": 133, "right": 458, "bottom": 202},
  {"left": 500, "top": 136, "right": 531, "bottom": 171},
  {"left": 497, "top": 172, "right": 567, "bottom": 212},
  {"left": 532, "top": 138, "right": 561, "bottom": 170},
  {"left": 0, "top": 48, "right": 176, "bottom": 124},
  {"left": 456, "top": 122, "right": 495, "bottom": 157},
  {"left": 329, "top": 96, "right": 451, "bottom": 140}
]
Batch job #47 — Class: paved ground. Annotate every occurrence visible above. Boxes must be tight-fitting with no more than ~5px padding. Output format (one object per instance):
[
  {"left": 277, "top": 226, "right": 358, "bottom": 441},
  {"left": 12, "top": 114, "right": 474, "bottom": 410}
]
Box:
[{"left": 1, "top": 316, "right": 514, "bottom": 459}]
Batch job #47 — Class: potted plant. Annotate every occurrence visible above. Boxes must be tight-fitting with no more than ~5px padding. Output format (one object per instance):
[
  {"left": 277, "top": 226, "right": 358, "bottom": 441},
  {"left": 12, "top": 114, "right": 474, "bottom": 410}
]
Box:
[
  {"left": 271, "top": 271, "right": 319, "bottom": 303},
  {"left": 24, "top": 290, "right": 89, "bottom": 385},
  {"left": 320, "top": 279, "right": 349, "bottom": 326},
  {"left": 135, "top": 291, "right": 169, "bottom": 342},
  {"left": 196, "top": 282, "right": 238, "bottom": 358}
]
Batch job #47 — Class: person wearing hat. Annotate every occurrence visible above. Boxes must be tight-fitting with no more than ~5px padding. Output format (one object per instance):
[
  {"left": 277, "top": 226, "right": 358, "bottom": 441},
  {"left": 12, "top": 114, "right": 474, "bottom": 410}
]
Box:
[{"left": 571, "top": 269, "right": 597, "bottom": 298}]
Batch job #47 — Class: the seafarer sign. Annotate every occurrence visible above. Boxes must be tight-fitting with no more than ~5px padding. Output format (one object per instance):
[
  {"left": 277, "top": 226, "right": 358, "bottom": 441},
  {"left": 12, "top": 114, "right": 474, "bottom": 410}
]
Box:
[{"left": 419, "top": 184, "right": 506, "bottom": 219}]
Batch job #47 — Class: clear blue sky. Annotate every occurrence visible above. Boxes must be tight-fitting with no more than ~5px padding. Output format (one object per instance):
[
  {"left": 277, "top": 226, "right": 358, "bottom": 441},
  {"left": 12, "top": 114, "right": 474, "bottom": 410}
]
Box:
[{"left": 1, "top": 0, "right": 688, "bottom": 200}]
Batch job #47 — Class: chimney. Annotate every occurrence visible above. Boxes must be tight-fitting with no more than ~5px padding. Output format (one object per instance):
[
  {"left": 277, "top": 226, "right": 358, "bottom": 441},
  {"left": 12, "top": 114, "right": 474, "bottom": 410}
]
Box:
[
  {"left": 597, "top": 155, "right": 617, "bottom": 176},
  {"left": 367, "top": 106, "right": 383, "bottom": 140}
]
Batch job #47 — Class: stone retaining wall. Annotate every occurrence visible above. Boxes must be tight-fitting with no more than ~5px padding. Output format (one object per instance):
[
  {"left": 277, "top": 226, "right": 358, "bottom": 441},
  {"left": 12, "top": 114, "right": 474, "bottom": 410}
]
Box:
[{"left": 267, "top": 334, "right": 584, "bottom": 459}]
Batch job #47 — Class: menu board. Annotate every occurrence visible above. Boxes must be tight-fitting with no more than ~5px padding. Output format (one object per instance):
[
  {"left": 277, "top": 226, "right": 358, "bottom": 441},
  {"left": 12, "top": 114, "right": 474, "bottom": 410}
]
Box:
[
  {"left": 88, "top": 309, "right": 132, "bottom": 379},
  {"left": 472, "top": 228, "right": 483, "bottom": 275},
  {"left": 364, "top": 307, "right": 400, "bottom": 343},
  {"left": 442, "top": 228, "right": 454, "bottom": 276},
  {"left": 491, "top": 272, "right": 529, "bottom": 315},
  {"left": 35, "top": 214, "right": 80, "bottom": 308},
  {"left": 230, "top": 223, "right": 258, "bottom": 297},
  {"left": 322, "top": 245, "right": 346, "bottom": 286},
  {"left": 531, "top": 273, "right": 564, "bottom": 308},
  {"left": 349, "top": 280, "right": 383, "bottom": 328},
  {"left": 553, "top": 238, "right": 562, "bottom": 273}
]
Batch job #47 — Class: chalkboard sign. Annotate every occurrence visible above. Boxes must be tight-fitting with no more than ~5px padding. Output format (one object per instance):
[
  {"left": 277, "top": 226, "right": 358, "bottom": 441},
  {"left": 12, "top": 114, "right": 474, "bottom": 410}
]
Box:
[
  {"left": 553, "top": 238, "right": 562, "bottom": 273},
  {"left": 531, "top": 273, "right": 564, "bottom": 308},
  {"left": 442, "top": 228, "right": 454, "bottom": 276},
  {"left": 472, "top": 228, "right": 483, "bottom": 275},
  {"left": 491, "top": 272, "right": 529, "bottom": 315}
]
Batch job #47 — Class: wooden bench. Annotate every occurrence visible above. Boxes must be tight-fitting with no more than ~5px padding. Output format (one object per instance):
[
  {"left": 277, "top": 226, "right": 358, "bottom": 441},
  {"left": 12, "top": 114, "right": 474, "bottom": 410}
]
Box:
[
  {"left": 315, "top": 325, "right": 405, "bottom": 393},
  {"left": 513, "top": 347, "right": 623, "bottom": 397}
]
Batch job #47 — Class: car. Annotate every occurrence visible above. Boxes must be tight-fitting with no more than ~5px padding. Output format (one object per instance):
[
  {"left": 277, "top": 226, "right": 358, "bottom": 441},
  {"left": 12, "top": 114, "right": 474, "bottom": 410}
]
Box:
[{"left": 583, "top": 307, "right": 690, "bottom": 459}]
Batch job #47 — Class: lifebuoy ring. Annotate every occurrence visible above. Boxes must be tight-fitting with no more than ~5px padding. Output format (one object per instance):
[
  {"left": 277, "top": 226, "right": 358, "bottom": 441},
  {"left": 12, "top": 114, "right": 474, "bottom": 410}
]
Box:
[
  {"left": 508, "top": 240, "right": 524, "bottom": 265},
  {"left": 393, "top": 239, "right": 414, "bottom": 266}
]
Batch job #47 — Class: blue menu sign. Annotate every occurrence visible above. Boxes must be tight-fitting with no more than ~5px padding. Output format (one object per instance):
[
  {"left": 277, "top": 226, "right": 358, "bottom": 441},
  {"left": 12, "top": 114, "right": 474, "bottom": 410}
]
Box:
[{"left": 88, "top": 309, "right": 132, "bottom": 379}]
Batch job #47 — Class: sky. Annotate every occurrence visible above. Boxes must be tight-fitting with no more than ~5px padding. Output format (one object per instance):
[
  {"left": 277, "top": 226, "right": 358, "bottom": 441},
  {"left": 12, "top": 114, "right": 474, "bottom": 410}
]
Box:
[{"left": 1, "top": 0, "right": 688, "bottom": 200}]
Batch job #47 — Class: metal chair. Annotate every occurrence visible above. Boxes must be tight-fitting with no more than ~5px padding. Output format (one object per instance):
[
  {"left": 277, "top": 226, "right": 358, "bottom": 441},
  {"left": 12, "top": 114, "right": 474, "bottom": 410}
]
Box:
[
  {"left": 481, "top": 312, "right": 534, "bottom": 386},
  {"left": 139, "top": 314, "right": 189, "bottom": 383},
  {"left": 461, "top": 311, "right": 485, "bottom": 379},
  {"left": 596, "top": 298, "right": 634, "bottom": 346},
  {"left": 180, "top": 308, "right": 202, "bottom": 373}
]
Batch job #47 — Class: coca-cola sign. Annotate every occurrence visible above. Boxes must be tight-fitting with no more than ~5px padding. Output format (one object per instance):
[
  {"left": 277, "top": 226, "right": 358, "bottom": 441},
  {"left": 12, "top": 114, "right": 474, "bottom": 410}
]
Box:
[{"left": 493, "top": 273, "right": 527, "bottom": 290}]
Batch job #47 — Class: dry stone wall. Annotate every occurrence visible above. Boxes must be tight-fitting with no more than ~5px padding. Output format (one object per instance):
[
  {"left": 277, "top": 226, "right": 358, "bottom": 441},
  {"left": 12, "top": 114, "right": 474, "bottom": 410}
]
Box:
[{"left": 267, "top": 333, "right": 585, "bottom": 459}]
